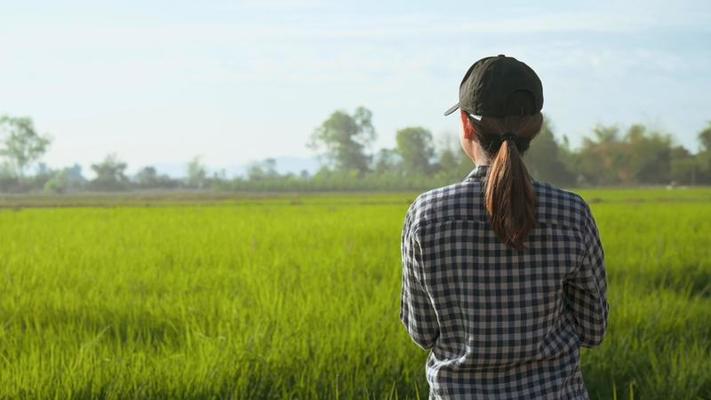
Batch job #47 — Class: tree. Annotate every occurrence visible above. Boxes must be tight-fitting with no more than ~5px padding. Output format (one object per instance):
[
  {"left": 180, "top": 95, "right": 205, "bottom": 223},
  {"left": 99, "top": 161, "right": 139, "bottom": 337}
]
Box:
[
  {"left": 135, "top": 166, "right": 159, "bottom": 187},
  {"left": 524, "top": 119, "right": 575, "bottom": 186},
  {"left": 670, "top": 145, "right": 698, "bottom": 185},
  {"left": 90, "top": 154, "right": 128, "bottom": 191},
  {"left": 308, "top": 106, "right": 375, "bottom": 174},
  {"left": 576, "top": 125, "right": 627, "bottom": 185},
  {"left": 213, "top": 168, "right": 228, "bottom": 181},
  {"left": 0, "top": 161, "right": 12, "bottom": 178},
  {"left": 395, "top": 127, "right": 435, "bottom": 176},
  {"left": 573, "top": 123, "right": 678, "bottom": 186},
  {"left": 43, "top": 170, "right": 67, "bottom": 194},
  {"left": 696, "top": 122, "right": 711, "bottom": 183},
  {"left": 29, "top": 162, "right": 55, "bottom": 191},
  {"left": 373, "top": 148, "right": 400, "bottom": 175},
  {"left": 36, "top": 162, "right": 52, "bottom": 177},
  {"left": 431, "top": 132, "right": 472, "bottom": 180},
  {"left": 247, "top": 158, "right": 279, "bottom": 181},
  {"left": 623, "top": 124, "right": 672, "bottom": 184},
  {"left": 557, "top": 135, "right": 579, "bottom": 180},
  {"left": 436, "top": 148, "right": 458, "bottom": 173},
  {"left": 64, "top": 164, "right": 87, "bottom": 186},
  {"left": 699, "top": 122, "right": 711, "bottom": 151},
  {"left": 186, "top": 156, "right": 208, "bottom": 188},
  {"left": 133, "top": 166, "right": 179, "bottom": 189},
  {"left": 0, "top": 115, "right": 52, "bottom": 179},
  {"left": 45, "top": 163, "right": 86, "bottom": 193}
]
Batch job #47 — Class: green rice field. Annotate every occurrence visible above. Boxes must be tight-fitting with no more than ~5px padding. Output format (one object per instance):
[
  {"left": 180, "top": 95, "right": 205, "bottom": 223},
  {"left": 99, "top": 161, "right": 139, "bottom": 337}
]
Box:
[{"left": 0, "top": 188, "right": 710, "bottom": 399}]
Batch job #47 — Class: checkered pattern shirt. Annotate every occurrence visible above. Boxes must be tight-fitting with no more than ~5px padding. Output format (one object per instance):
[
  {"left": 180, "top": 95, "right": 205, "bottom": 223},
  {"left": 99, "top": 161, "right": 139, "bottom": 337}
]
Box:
[{"left": 400, "top": 165, "right": 608, "bottom": 400}]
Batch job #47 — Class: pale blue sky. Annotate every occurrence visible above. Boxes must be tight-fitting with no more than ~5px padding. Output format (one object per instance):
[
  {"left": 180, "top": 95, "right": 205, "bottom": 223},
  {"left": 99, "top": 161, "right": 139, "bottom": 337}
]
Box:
[{"left": 1, "top": 0, "right": 710, "bottom": 175}]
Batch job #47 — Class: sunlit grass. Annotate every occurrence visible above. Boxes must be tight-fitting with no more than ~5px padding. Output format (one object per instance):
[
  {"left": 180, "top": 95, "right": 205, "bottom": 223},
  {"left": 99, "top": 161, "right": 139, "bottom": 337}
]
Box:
[{"left": 0, "top": 189, "right": 709, "bottom": 399}]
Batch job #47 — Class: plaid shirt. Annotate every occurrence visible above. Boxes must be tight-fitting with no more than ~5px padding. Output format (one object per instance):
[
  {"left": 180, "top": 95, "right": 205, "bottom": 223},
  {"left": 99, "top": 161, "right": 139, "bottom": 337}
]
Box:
[{"left": 400, "top": 165, "right": 608, "bottom": 400}]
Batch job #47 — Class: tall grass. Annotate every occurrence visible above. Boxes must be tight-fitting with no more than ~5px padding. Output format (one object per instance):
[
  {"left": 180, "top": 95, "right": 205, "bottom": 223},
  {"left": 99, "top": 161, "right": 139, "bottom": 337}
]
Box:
[{"left": 0, "top": 189, "right": 709, "bottom": 399}]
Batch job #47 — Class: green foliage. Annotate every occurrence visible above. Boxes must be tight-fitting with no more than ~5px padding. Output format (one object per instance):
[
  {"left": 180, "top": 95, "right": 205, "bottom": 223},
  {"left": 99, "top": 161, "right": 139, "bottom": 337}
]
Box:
[
  {"left": 186, "top": 156, "right": 208, "bottom": 189},
  {"left": 0, "top": 190, "right": 710, "bottom": 398},
  {"left": 44, "top": 170, "right": 71, "bottom": 194},
  {"left": 303, "top": 110, "right": 711, "bottom": 190},
  {"left": 573, "top": 124, "right": 686, "bottom": 186},
  {"left": 576, "top": 125, "right": 626, "bottom": 185},
  {"left": 2, "top": 111, "right": 711, "bottom": 193},
  {"left": 669, "top": 146, "right": 691, "bottom": 184},
  {"left": 309, "top": 107, "right": 376, "bottom": 174},
  {"left": 134, "top": 166, "right": 179, "bottom": 189},
  {"left": 0, "top": 115, "right": 52, "bottom": 178},
  {"left": 623, "top": 125, "right": 672, "bottom": 184},
  {"left": 696, "top": 122, "right": 711, "bottom": 184},
  {"left": 373, "top": 148, "right": 400, "bottom": 175},
  {"left": 135, "top": 166, "right": 159, "bottom": 186},
  {"left": 437, "top": 148, "right": 459, "bottom": 175},
  {"left": 395, "top": 127, "right": 435, "bottom": 176},
  {"left": 247, "top": 158, "right": 279, "bottom": 181},
  {"left": 524, "top": 118, "right": 575, "bottom": 186},
  {"left": 699, "top": 122, "right": 711, "bottom": 152},
  {"left": 90, "top": 154, "right": 129, "bottom": 191}
]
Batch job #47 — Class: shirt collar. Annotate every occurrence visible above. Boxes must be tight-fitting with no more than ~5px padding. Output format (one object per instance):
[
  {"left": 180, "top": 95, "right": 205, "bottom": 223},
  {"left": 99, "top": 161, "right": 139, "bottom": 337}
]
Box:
[{"left": 465, "top": 164, "right": 489, "bottom": 181}]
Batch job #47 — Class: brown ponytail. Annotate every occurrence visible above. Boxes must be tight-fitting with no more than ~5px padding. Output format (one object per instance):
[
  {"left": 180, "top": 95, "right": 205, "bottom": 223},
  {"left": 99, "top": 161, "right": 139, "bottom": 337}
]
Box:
[{"left": 474, "top": 112, "right": 543, "bottom": 250}]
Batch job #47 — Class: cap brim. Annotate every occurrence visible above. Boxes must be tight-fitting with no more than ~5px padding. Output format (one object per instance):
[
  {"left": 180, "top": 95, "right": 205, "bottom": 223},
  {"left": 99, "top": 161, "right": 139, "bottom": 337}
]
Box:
[{"left": 443, "top": 102, "right": 460, "bottom": 116}]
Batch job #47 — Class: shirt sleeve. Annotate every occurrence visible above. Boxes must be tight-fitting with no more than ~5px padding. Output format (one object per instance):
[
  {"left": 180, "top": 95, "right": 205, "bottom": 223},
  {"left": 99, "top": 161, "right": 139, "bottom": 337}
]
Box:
[
  {"left": 399, "top": 206, "right": 439, "bottom": 350},
  {"left": 564, "top": 203, "right": 609, "bottom": 347}
]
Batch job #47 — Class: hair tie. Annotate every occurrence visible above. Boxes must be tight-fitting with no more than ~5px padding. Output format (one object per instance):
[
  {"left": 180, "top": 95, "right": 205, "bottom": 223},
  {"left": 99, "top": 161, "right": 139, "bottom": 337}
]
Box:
[
  {"left": 477, "top": 130, "right": 530, "bottom": 154},
  {"left": 500, "top": 132, "right": 517, "bottom": 142}
]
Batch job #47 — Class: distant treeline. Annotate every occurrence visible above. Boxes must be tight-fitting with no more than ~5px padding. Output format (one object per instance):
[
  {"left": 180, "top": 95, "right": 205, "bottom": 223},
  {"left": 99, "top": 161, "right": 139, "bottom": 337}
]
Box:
[{"left": 1, "top": 109, "right": 710, "bottom": 193}]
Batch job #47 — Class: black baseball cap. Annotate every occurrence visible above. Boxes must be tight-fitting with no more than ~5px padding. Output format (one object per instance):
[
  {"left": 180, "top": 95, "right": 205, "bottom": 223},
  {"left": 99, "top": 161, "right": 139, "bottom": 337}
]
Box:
[{"left": 443, "top": 54, "right": 543, "bottom": 118}]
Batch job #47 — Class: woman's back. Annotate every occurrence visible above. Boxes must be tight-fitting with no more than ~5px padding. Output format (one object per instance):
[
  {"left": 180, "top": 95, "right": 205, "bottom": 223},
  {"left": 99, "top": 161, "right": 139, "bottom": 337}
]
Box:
[{"left": 400, "top": 166, "right": 608, "bottom": 399}]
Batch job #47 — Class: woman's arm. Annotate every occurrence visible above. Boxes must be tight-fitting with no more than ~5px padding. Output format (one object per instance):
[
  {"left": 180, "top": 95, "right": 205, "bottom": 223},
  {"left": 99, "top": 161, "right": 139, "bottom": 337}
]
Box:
[
  {"left": 564, "top": 204, "right": 609, "bottom": 347},
  {"left": 400, "top": 208, "right": 439, "bottom": 350}
]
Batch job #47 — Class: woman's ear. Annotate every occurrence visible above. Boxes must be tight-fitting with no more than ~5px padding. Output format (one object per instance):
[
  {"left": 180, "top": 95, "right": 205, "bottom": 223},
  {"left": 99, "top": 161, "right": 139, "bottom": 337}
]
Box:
[{"left": 460, "top": 110, "right": 476, "bottom": 140}]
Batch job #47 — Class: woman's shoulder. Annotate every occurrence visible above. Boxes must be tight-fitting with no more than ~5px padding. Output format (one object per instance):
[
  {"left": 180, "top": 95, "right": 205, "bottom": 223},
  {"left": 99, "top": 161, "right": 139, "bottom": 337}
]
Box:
[
  {"left": 534, "top": 180, "right": 584, "bottom": 200},
  {"left": 406, "top": 181, "right": 483, "bottom": 228},
  {"left": 533, "top": 181, "right": 594, "bottom": 228}
]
